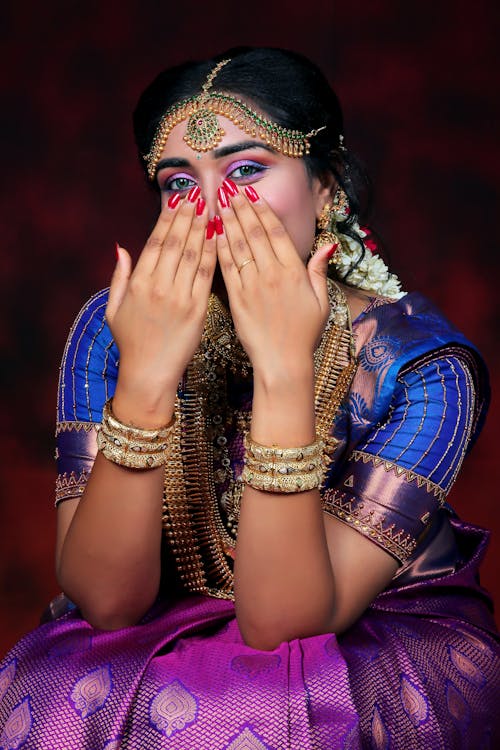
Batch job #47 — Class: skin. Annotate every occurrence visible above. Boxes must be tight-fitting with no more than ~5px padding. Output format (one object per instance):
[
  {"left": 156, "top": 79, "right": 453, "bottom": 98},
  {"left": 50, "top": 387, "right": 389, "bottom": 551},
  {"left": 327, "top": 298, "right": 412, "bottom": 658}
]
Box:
[{"left": 56, "top": 115, "right": 398, "bottom": 646}]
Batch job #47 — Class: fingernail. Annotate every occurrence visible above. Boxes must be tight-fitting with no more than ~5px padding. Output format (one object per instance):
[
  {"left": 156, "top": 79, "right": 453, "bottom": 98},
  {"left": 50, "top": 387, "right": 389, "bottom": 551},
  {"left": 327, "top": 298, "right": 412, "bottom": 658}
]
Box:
[
  {"left": 218, "top": 186, "right": 230, "bottom": 209},
  {"left": 223, "top": 178, "right": 239, "bottom": 196},
  {"left": 167, "top": 192, "right": 181, "bottom": 209},
  {"left": 327, "top": 243, "right": 339, "bottom": 259},
  {"left": 214, "top": 215, "right": 224, "bottom": 235},
  {"left": 244, "top": 185, "right": 259, "bottom": 203},
  {"left": 196, "top": 197, "right": 206, "bottom": 216},
  {"left": 115, "top": 242, "right": 120, "bottom": 261},
  {"left": 206, "top": 220, "right": 215, "bottom": 240},
  {"left": 187, "top": 185, "right": 201, "bottom": 203}
]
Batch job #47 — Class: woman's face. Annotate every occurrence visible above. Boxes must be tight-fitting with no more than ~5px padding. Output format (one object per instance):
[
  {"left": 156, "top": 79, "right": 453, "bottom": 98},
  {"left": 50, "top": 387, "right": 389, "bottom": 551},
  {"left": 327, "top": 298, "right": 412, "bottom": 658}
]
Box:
[{"left": 155, "top": 115, "right": 332, "bottom": 263}]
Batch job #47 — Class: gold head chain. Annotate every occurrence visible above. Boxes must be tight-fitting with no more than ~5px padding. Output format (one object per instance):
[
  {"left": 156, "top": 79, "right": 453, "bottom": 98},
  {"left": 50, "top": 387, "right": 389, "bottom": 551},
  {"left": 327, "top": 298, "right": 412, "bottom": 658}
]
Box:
[{"left": 144, "top": 58, "right": 327, "bottom": 179}]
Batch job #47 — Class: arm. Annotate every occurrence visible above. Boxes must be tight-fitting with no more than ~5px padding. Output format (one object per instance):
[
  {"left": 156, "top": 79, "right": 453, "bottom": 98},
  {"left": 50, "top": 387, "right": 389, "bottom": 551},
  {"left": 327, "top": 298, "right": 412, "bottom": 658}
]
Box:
[
  {"left": 216, "top": 187, "right": 475, "bottom": 650},
  {"left": 235, "top": 367, "right": 399, "bottom": 650},
  {"left": 56, "top": 193, "right": 216, "bottom": 629},
  {"left": 238, "top": 352, "right": 476, "bottom": 649}
]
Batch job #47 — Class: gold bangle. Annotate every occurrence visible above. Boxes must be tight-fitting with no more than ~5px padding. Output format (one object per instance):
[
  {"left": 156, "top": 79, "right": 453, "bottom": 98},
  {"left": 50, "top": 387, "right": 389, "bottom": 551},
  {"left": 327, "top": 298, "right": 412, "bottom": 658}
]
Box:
[
  {"left": 241, "top": 467, "right": 322, "bottom": 493},
  {"left": 244, "top": 434, "right": 325, "bottom": 462},
  {"left": 242, "top": 434, "right": 325, "bottom": 493},
  {"left": 96, "top": 398, "right": 175, "bottom": 470},
  {"left": 244, "top": 456, "right": 324, "bottom": 474}
]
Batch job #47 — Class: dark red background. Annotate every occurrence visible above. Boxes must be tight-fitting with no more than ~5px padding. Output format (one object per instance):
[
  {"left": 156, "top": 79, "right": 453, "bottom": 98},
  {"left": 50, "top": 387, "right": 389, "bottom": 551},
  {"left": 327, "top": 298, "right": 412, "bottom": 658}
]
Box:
[{"left": 1, "top": 0, "right": 499, "bottom": 654}]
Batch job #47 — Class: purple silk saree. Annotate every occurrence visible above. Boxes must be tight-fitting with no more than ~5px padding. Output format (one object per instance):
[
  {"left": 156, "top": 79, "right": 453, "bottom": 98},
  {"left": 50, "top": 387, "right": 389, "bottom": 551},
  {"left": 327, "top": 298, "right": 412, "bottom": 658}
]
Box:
[
  {"left": 0, "top": 519, "right": 498, "bottom": 749},
  {"left": 1, "top": 290, "right": 499, "bottom": 748}
]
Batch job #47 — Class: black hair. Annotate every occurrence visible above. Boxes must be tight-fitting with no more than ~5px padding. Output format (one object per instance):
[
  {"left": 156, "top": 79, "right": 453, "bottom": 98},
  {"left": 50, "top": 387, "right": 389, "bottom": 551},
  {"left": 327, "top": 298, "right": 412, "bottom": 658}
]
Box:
[{"left": 133, "top": 47, "right": 371, "bottom": 277}]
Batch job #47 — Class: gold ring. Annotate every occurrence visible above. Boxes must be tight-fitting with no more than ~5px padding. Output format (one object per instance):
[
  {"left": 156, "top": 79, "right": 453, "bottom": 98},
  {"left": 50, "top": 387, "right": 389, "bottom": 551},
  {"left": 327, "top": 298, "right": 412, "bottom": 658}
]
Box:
[{"left": 237, "top": 258, "right": 255, "bottom": 273}]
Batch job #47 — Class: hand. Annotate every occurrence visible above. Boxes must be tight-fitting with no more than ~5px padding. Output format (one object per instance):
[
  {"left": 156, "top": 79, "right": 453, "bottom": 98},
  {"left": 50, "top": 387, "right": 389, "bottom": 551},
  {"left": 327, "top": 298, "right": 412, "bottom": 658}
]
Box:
[
  {"left": 215, "top": 183, "right": 334, "bottom": 380},
  {"left": 105, "top": 190, "right": 216, "bottom": 426}
]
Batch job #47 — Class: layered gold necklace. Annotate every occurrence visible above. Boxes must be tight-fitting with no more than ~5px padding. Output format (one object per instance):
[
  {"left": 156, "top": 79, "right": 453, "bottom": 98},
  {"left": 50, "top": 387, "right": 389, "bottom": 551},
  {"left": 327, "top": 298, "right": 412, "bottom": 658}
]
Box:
[{"left": 162, "top": 282, "right": 357, "bottom": 600}]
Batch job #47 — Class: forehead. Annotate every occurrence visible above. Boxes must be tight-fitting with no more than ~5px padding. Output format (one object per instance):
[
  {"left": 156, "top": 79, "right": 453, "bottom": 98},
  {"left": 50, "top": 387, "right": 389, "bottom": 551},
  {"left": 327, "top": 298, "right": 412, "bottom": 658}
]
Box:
[{"left": 159, "top": 116, "right": 265, "bottom": 160}]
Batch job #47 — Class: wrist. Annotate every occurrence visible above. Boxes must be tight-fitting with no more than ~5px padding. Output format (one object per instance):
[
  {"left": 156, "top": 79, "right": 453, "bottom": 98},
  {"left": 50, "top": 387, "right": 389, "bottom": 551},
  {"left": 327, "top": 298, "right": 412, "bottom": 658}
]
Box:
[
  {"left": 252, "top": 358, "right": 314, "bottom": 396},
  {"left": 251, "top": 364, "right": 316, "bottom": 446},
  {"left": 112, "top": 380, "right": 177, "bottom": 429}
]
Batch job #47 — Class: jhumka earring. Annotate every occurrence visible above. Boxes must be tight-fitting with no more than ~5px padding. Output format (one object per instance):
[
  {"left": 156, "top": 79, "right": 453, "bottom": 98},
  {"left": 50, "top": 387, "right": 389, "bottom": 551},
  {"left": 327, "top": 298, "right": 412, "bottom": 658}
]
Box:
[{"left": 312, "top": 187, "right": 349, "bottom": 264}]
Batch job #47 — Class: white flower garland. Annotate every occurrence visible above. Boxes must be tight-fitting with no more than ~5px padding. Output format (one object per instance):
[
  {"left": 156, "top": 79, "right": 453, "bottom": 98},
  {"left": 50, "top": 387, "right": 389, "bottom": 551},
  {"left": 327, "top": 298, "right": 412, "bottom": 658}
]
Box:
[{"left": 333, "top": 202, "right": 405, "bottom": 300}]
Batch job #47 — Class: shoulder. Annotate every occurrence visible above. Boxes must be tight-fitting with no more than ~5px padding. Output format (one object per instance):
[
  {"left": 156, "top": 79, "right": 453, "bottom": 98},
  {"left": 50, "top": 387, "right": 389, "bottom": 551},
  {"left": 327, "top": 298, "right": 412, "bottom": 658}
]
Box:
[
  {"left": 354, "top": 290, "right": 487, "bottom": 376},
  {"left": 64, "top": 288, "right": 111, "bottom": 340},
  {"left": 348, "top": 291, "right": 489, "bottom": 441},
  {"left": 58, "top": 289, "right": 118, "bottom": 423},
  {"left": 355, "top": 291, "right": 475, "bottom": 352}
]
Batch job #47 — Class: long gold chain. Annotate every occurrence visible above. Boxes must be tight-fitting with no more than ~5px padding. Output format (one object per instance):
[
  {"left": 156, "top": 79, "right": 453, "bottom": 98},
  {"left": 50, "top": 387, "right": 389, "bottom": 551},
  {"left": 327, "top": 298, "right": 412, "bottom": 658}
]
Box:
[{"left": 162, "top": 282, "right": 357, "bottom": 599}]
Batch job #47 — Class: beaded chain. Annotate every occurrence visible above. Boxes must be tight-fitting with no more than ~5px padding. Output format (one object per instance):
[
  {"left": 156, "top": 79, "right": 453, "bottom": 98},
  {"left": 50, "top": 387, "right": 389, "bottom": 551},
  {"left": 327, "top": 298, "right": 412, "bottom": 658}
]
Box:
[
  {"left": 161, "top": 282, "right": 357, "bottom": 599},
  {"left": 144, "top": 59, "right": 326, "bottom": 178}
]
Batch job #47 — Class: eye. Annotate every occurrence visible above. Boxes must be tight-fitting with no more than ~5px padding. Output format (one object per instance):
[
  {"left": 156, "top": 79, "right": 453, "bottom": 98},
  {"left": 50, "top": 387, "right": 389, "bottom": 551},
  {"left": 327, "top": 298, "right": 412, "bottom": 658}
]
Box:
[
  {"left": 227, "top": 160, "right": 267, "bottom": 182},
  {"left": 161, "top": 173, "right": 196, "bottom": 193}
]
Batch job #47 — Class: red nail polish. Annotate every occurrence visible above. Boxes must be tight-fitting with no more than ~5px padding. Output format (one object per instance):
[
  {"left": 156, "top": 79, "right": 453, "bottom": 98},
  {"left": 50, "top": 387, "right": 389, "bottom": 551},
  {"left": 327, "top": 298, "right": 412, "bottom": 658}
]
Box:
[
  {"left": 196, "top": 197, "right": 206, "bottom": 216},
  {"left": 187, "top": 185, "right": 200, "bottom": 203},
  {"left": 327, "top": 243, "right": 339, "bottom": 259},
  {"left": 167, "top": 192, "right": 181, "bottom": 209},
  {"left": 244, "top": 185, "right": 259, "bottom": 203},
  {"left": 115, "top": 242, "right": 120, "bottom": 261},
  {"left": 218, "top": 186, "right": 230, "bottom": 209},
  {"left": 223, "top": 178, "right": 238, "bottom": 196},
  {"left": 214, "top": 215, "right": 224, "bottom": 235},
  {"left": 206, "top": 220, "right": 215, "bottom": 240}
]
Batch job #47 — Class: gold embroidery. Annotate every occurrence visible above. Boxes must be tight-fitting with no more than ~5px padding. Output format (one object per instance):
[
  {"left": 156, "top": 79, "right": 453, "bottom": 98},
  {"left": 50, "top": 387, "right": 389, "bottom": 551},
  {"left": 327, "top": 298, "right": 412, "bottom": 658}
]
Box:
[
  {"left": 162, "top": 282, "right": 358, "bottom": 598},
  {"left": 394, "top": 367, "right": 428, "bottom": 463},
  {"left": 56, "top": 421, "right": 97, "bottom": 435},
  {"left": 397, "top": 347, "right": 479, "bottom": 492},
  {"left": 322, "top": 488, "right": 417, "bottom": 562},
  {"left": 55, "top": 470, "right": 89, "bottom": 504},
  {"left": 350, "top": 450, "right": 446, "bottom": 505},
  {"left": 55, "top": 422, "right": 98, "bottom": 505},
  {"left": 436, "top": 358, "right": 473, "bottom": 491}
]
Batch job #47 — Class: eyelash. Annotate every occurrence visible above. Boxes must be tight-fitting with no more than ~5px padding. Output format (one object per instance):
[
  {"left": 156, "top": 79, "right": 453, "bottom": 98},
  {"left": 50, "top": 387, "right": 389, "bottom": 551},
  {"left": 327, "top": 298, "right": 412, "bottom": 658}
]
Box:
[
  {"left": 160, "top": 161, "right": 267, "bottom": 193},
  {"left": 161, "top": 174, "right": 195, "bottom": 193},
  {"left": 227, "top": 161, "right": 267, "bottom": 181}
]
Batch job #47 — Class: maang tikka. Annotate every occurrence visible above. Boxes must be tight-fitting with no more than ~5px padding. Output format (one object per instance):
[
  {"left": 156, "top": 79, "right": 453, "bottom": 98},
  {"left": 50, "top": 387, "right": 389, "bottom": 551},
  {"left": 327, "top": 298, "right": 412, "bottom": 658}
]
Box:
[
  {"left": 144, "top": 58, "right": 327, "bottom": 179},
  {"left": 312, "top": 187, "right": 349, "bottom": 264}
]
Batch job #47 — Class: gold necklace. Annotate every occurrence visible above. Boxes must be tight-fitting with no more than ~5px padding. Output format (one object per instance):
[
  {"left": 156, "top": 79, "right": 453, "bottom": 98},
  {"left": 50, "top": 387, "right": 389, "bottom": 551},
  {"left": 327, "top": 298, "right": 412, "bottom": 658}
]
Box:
[{"left": 162, "top": 282, "right": 357, "bottom": 600}]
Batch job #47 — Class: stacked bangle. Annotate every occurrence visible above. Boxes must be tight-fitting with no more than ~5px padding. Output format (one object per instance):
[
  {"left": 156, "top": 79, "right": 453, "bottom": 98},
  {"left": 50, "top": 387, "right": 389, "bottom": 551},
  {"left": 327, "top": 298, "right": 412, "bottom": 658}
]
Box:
[
  {"left": 96, "top": 399, "right": 175, "bottom": 470},
  {"left": 241, "top": 434, "right": 325, "bottom": 493}
]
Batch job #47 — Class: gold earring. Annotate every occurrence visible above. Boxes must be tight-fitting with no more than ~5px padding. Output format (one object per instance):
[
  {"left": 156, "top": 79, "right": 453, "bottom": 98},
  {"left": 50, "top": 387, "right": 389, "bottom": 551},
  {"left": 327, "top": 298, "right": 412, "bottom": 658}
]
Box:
[
  {"left": 312, "top": 203, "right": 339, "bottom": 257},
  {"left": 311, "top": 188, "right": 349, "bottom": 261},
  {"left": 332, "top": 187, "right": 349, "bottom": 218}
]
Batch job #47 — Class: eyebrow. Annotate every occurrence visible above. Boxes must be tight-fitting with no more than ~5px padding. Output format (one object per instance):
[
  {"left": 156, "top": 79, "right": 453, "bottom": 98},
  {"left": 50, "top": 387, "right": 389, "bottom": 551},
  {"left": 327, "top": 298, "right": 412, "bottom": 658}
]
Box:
[{"left": 155, "top": 141, "right": 276, "bottom": 175}]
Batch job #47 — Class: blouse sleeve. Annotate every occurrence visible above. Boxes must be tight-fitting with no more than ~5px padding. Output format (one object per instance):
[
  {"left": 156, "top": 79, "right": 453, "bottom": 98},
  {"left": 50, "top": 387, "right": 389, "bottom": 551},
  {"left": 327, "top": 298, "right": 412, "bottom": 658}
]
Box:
[
  {"left": 55, "top": 289, "right": 118, "bottom": 505},
  {"left": 322, "top": 347, "right": 479, "bottom": 564}
]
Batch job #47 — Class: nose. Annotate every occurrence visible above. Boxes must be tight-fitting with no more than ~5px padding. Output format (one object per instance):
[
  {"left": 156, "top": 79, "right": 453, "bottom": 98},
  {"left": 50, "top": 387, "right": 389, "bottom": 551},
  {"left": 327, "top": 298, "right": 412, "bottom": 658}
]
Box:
[{"left": 198, "top": 174, "right": 224, "bottom": 219}]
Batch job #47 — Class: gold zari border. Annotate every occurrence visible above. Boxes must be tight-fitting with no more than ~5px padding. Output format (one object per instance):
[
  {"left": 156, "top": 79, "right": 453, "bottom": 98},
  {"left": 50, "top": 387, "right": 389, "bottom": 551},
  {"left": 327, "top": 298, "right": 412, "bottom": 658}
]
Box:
[
  {"left": 351, "top": 450, "right": 447, "bottom": 505},
  {"left": 55, "top": 470, "right": 89, "bottom": 504},
  {"left": 56, "top": 421, "right": 97, "bottom": 435},
  {"left": 322, "top": 489, "right": 417, "bottom": 563}
]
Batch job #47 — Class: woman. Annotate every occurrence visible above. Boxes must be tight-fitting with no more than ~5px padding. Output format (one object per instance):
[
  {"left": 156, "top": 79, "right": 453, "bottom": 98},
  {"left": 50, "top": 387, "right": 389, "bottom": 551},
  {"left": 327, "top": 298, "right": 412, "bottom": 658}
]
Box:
[{"left": 0, "top": 47, "right": 498, "bottom": 749}]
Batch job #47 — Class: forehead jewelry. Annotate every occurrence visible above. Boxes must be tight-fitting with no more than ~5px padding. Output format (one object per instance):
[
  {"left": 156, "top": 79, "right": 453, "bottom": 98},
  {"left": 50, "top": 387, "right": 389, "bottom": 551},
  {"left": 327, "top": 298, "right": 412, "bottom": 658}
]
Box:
[{"left": 144, "top": 58, "right": 327, "bottom": 179}]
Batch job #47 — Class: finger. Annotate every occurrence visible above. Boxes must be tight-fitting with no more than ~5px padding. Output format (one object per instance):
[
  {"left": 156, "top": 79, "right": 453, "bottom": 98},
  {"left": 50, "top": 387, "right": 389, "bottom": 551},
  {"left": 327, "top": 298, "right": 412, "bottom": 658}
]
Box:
[
  {"left": 219, "top": 183, "right": 274, "bottom": 273},
  {"left": 153, "top": 187, "right": 201, "bottom": 281},
  {"left": 215, "top": 212, "right": 244, "bottom": 292},
  {"left": 174, "top": 196, "right": 209, "bottom": 293},
  {"left": 307, "top": 242, "right": 337, "bottom": 314},
  {"left": 192, "top": 219, "right": 218, "bottom": 300},
  {"left": 106, "top": 244, "right": 132, "bottom": 324},
  {"left": 239, "top": 185, "right": 299, "bottom": 267},
  {"left": 133, "top": 192, "right": 183, "bottom": 276}
]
